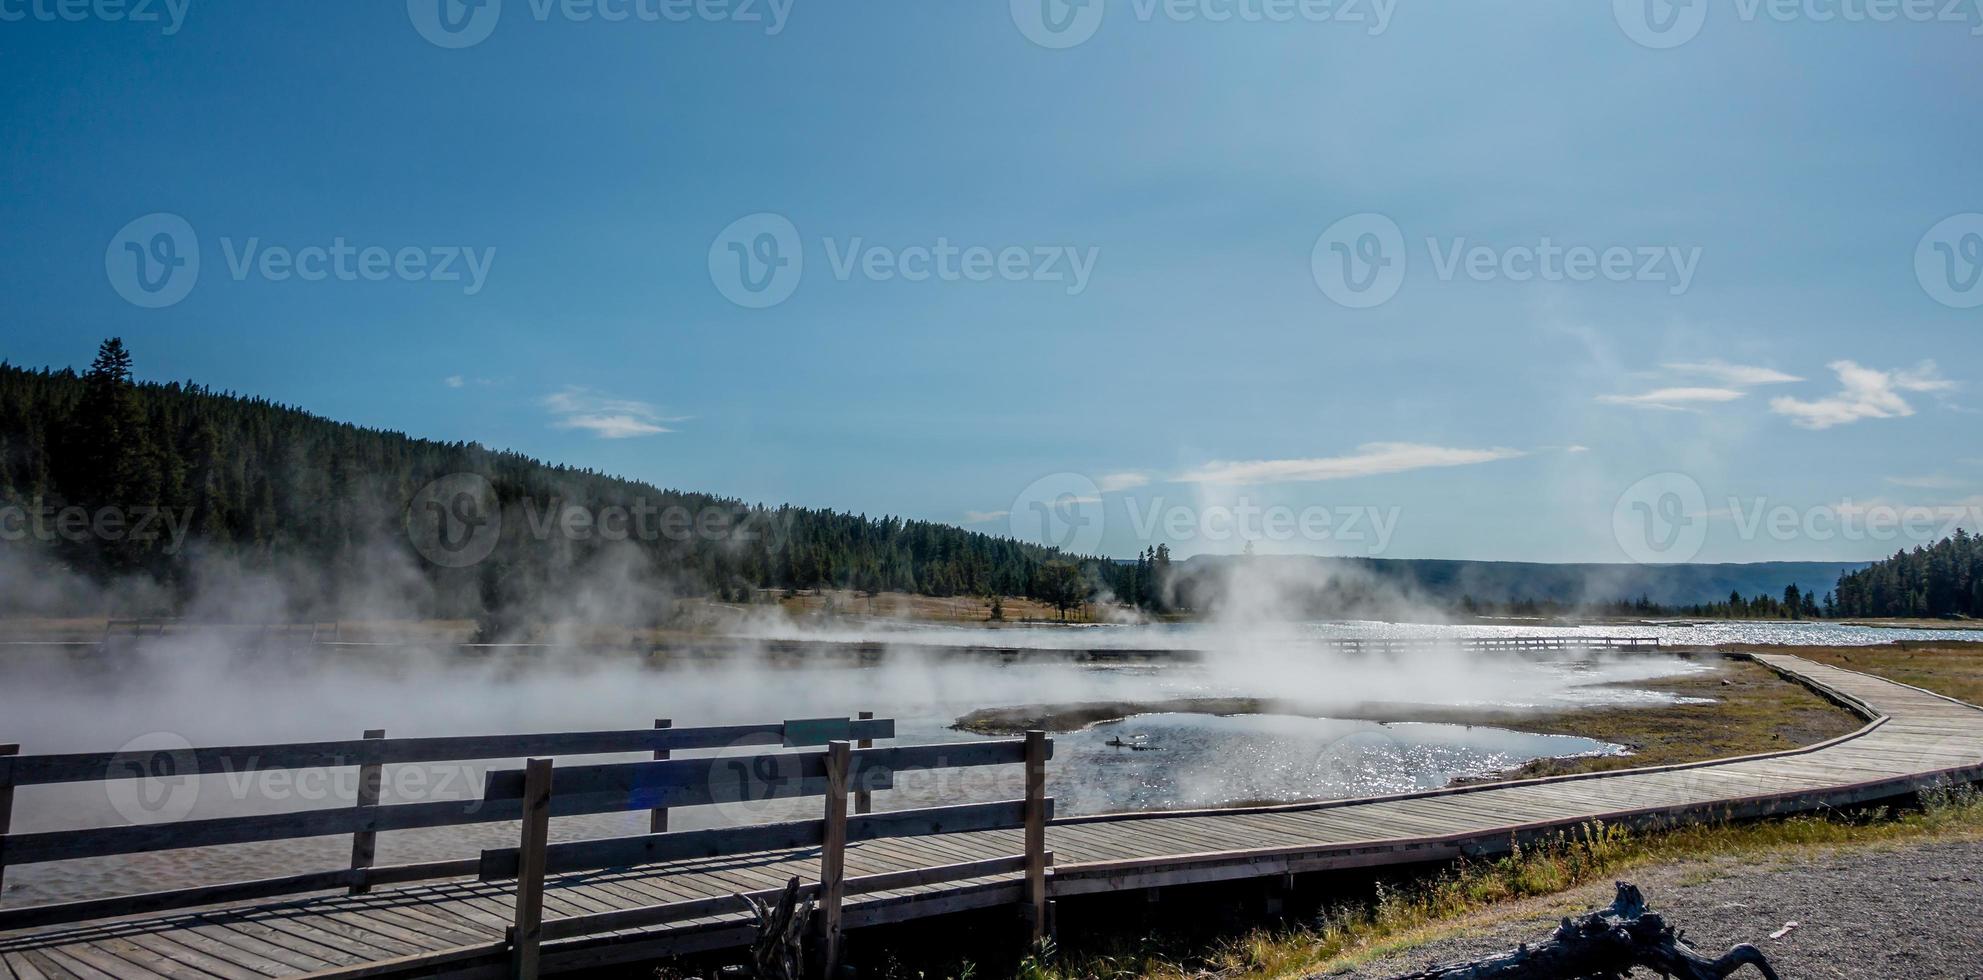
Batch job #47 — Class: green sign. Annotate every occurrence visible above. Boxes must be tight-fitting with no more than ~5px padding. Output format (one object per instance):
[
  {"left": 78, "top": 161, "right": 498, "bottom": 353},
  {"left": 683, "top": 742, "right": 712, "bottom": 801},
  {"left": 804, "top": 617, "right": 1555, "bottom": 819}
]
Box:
[{"left": 782, "top": 717, "right": 853, "bottom": 747}]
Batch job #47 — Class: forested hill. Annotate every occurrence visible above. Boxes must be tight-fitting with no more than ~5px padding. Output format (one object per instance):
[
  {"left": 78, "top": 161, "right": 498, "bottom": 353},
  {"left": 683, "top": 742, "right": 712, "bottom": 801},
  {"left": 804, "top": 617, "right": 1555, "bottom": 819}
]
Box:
[
  {"left": 1165, "top": 554, "right": 1872, "bottom": 616},
  {"left": 0, "top": 340, "right": 1093, "bottom": 618},
  {"left": 1831, "top": 532, "right": 1982, "bottom": 619}
]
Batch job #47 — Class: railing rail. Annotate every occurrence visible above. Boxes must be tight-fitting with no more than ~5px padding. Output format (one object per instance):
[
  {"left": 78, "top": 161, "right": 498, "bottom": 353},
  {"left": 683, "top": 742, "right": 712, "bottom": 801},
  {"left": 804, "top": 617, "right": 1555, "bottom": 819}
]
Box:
[
  {"left": 0, "top": 715, "right": 895, "bottom": 932},
  {"left": 1320, "top": 635, "right": 1662, "bottom": 653},
  {"left": 7, "top": 717, "right": 896, "bottom": 786}
]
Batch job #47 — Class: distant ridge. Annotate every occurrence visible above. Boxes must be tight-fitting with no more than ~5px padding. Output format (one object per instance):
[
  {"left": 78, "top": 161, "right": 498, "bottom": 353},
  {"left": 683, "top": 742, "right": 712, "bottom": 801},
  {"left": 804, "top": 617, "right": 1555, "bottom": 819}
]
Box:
[{"left": 1174, "top": 554, "right": 1870, "bottom": 609}]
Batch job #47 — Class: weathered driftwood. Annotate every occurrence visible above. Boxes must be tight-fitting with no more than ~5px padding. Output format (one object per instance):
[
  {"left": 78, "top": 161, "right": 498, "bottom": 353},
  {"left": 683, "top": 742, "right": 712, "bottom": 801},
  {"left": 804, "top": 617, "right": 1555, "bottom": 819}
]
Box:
[
  {"left": 741, "top": 877, "right": 814, "bottom": 980},
  {"left": 1387, "top": 882, "right": 1780, "bottom": 980}
]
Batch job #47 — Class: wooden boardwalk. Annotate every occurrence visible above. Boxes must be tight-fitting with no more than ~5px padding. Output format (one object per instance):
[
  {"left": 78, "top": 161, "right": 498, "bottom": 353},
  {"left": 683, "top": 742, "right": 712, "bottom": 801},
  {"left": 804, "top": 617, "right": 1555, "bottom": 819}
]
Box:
[{"left": 3, "top": 653, "right": 1980, "bottom": 979}]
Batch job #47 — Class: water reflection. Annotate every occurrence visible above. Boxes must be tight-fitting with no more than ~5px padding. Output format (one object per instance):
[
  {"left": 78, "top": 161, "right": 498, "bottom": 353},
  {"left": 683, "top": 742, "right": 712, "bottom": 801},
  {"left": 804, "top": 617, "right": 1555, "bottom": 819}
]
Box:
[{"left": 1058, "top": 713, "right": 1620, "bottom": 813}]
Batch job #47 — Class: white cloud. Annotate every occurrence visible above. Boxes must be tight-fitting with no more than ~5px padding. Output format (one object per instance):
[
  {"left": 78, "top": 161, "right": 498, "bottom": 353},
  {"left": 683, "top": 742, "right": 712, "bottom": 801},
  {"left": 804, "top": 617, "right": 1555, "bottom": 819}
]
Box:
[
  {"left": 444, "top": 375, "right": 465, "bottom": 389},
  {"left": 1601, "top": 360, "right": 1803, "bottom": 412},
  {"left": 1769, "top": 360, "right": 1956, "bottom": 430},
  {"left": 541, "top": 386, "right": 685, "bottom": 439},
  {"left": 1662, "top": 360, "right": 1802, "bottom": 386},
  {"left": 963, "top": 510, "right": 1009, "bottom": 523},
  {"left": 1176, "top": 442, "right": 1526, "bottom": 486},
  {"left": 1098, "top": 472, "right": 1149, "bottom": 492},
  {"left": 1596, "top": 387, "right": 1746, "bottom": 411}
]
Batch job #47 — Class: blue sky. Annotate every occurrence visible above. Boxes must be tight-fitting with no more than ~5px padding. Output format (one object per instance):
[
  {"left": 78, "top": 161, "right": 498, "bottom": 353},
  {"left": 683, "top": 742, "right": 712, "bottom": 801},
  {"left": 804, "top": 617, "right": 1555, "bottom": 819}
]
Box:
[{"left": 2, "top": 0, "right": 1979, "bottom": 563}]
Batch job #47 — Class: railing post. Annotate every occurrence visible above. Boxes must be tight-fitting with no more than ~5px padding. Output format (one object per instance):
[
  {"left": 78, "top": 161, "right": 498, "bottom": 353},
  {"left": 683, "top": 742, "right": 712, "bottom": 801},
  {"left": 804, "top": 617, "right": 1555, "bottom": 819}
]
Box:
[
  {"left": 650, "top": 719, "right": 672, "bottom": 833},
  {"left": 347, "top": 729, "right": 385, "bottom": 895},
  {"left": 818, "top": 740, "right": 851, "bottom": 978},
  {"left": 0, "top": 743, "right": 17, "bottom": 897},
  {"left": 854, "top": 711, "right": 874, "bottom": 815},
  {"left": 510, "top": 758, "right": 553, "bottom": 980},
  {"left": 1023, "top": 730, "right": 1049, "bottom": 945}
]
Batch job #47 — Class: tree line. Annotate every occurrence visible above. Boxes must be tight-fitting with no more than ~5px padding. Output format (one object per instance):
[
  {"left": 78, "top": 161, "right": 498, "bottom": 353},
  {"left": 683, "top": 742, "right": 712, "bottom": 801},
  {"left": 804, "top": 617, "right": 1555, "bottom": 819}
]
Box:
[
  {"left": 0, "top": 340, "right": 1158, "bottom": 619},
  {"left": 1830, "top": 530, "right": 1981, "bottom": 619},
  {"left": 1459, "top": 538, "right": 1981, "bottom": 623}
]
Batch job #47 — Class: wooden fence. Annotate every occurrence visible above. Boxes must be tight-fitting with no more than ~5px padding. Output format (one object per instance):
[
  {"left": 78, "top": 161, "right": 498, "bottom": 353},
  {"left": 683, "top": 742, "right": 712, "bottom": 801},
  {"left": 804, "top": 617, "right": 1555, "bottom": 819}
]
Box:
[
  {"left": 0, "top": 717, "right": 1053, "bottom": 979},
  {"left": 1319, "top": 636, "right": 1662, "bottom": 655},
  {"left": 476, "top": 732, "right": 1053, "bottom": 978},
  {"left": 0, "top": 716, "right": 894, "bottom": 928}
]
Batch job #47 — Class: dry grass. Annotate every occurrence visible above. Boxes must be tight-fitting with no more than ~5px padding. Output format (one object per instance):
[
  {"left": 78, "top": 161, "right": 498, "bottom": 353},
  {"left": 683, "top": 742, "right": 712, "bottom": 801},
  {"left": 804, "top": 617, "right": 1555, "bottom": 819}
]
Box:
[
  {"left": 1463, "top": 654, "right": 1864, "bottom": 781},
  {"left": 1019, "top": 784, "right": 1983, "bottom": 980},
  {"left": 1729, "top": 641, "right": 1983, "bottom": 707}
]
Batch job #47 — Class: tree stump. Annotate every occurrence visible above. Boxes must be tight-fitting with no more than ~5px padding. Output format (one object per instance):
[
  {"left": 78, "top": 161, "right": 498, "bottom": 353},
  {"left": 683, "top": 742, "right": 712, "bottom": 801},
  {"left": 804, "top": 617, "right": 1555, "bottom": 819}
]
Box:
[
  {"left": 741, "top": 877, "right": 814, "bottom": 980},
  {"left": 1387, "top": 882, "right": 1780, "bottom": 980}
]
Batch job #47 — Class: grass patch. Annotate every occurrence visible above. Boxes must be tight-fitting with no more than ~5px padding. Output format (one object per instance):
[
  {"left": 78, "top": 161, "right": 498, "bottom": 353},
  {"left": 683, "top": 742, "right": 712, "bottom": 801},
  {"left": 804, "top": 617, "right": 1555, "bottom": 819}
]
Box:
[
  {"left": 1733, "top": 641, "right": 1983, "bottom": 707},
  {"left": 1017, "top": 782, "right": 1983, "bottom": 980},
  {"left": 1461, "top": 654, "right": 1864, "bottom": 781}
]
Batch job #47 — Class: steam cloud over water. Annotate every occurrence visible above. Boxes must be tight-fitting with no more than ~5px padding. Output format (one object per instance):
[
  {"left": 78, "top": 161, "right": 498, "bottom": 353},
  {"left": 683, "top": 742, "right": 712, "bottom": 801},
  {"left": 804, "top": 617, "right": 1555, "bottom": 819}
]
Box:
[{"left": 1, "top": 546, "right": 1971, "bottom": 905}]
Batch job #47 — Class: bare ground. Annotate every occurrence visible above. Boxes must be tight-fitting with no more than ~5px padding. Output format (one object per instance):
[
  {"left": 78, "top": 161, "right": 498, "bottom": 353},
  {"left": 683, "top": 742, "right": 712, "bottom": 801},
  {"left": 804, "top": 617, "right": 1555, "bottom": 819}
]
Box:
[{"left": 1327, "top": 838, "right": 1983, "bottom": 979}]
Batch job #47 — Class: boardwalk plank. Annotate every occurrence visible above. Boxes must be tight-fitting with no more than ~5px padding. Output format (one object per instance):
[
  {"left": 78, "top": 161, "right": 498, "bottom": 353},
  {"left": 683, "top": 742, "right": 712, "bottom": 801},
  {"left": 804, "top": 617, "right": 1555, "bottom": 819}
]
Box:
[{"left": 120, "top": 931, "right": 284, "bottom": 979}]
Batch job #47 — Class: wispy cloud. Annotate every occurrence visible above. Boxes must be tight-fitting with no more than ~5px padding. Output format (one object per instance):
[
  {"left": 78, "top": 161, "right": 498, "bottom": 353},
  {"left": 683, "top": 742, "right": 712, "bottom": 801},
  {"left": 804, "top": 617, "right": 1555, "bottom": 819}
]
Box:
[
  {"left": 1769, "top": 360, "right": 1955, "bottom": 430},
  {"left": 1662, "top": 360, "right": 1802, "bottom": 387},
  {"left": 444, "top": 375, "right": 465, "bottom": 389},
  {"left": 1600, "top": 360, "right": 1799, "bottom": 412},
  {"left": 963, "top": 510, "right": 1009, "bottom": 523},
  {"left": 1098, "top": 472, "right": 1149, "bottom": 492},
  {"left": 1176, "top": 443, "right": 1526, "bottom": 485},
  {"left": 541, "top": 386, "right": 686, "bottom": 439},
  {"left": 1595, "top": 387, "right": 1747, "bottom": 411}
]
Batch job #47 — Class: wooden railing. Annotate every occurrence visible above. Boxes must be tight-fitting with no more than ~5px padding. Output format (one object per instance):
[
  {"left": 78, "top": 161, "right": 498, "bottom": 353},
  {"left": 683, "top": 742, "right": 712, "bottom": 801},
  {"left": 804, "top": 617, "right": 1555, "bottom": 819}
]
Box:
[
  {"left": 476, "top": 731, "right": 1054, "bottom": 978},
  {"left": 1321, "top": 636, "right": 1662, "bottom": 654},
  {"left": 0, "top": 716, "right": 895, "bottom": 931}
]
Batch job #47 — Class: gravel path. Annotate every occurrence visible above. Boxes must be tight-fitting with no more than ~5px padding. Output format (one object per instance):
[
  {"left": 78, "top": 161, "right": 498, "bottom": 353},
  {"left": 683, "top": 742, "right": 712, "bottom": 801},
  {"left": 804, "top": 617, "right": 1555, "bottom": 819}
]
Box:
[{"left": 1326, "top": 838, "right": 1983, "bottom": 979}]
